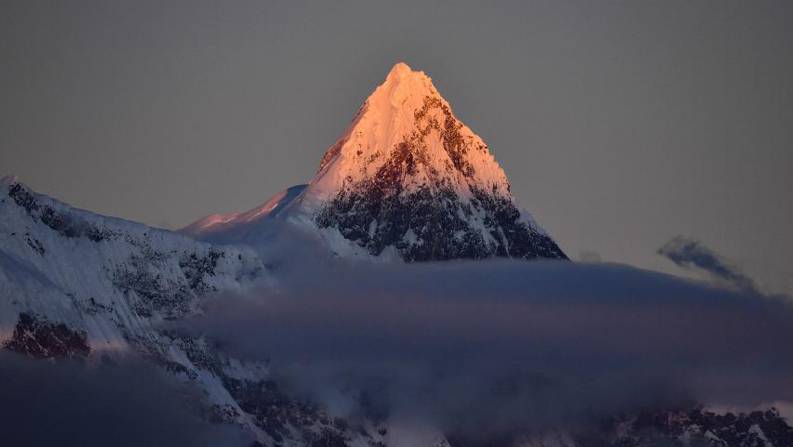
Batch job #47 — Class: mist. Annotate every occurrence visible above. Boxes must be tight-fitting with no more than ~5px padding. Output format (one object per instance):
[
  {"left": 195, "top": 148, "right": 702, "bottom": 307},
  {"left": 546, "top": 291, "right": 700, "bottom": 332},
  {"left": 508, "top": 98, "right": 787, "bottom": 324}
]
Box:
[
  {"left": 181, "top": 258, "right": 793, "bottom": 439},
  {"left": 659, "top": 236, "right": 757, "bottom": 292},
  {"left": 0, "top": 353, "right": 250, "bottom": 447}
]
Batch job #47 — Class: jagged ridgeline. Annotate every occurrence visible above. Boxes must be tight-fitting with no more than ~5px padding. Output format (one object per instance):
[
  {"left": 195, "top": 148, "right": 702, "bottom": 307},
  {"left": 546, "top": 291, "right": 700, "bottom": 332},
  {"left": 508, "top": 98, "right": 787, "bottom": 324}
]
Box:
[{"left": 0, "top": 178, "right": 373, "bottom": 445}]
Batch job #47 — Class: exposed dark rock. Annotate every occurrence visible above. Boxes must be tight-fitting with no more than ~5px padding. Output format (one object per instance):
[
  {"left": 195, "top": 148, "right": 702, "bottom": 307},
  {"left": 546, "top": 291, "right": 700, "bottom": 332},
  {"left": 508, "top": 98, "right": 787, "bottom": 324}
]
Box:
[
  {"left": 3, "top": 312, "right": 90, "bottom": 360},
  {"left": 179, "top": 250, "right": 223, "bottom": 293},
  {"left": 315, "top": 96, "right": 567, "bottom": 262},
  {"left": 576, "top": 405, "right": 793, "bottom": 447},
  {"left": 161, "top": 332, "right": 359, "bottom": 446},
  {"left": 112, "top": 254, "right": 195, "bottom": 318},
  {"left": 24, "top": 234, "right": 45, "bottom": 255},
  {"left": 77, "top": 296, "right": 113, "bottom": 315},
  {"left": 7, "top": 182, "right": 115, "bottom": 242}
]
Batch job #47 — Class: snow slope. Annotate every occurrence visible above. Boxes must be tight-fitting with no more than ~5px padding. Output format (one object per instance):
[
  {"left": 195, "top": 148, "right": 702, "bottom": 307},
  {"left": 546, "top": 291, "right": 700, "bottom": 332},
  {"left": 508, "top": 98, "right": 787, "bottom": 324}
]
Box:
[{"left": 0, "top": 177, "right": 391, "bottom": 446}]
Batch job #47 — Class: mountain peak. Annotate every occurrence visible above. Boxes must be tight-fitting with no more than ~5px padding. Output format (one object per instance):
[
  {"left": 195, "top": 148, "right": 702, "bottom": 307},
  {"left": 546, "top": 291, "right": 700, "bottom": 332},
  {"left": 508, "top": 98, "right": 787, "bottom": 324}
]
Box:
[
  {"left": 361, "top": 62, "right": 439, "bottom": 136},
  {"left": 386, "top": 61, "right": 415, "bottom": 78},
  {"left": 311, "top": 62, "right": 503, "bottom": 202},
  {"left": 303, "top": 63, "right": 567, "bottom": 261},
  {"left": 383, "top": 61, "right": 431, "bottom": 87},
  {"left": 185, "top": 62, "right": 567, "bottom": 261}
]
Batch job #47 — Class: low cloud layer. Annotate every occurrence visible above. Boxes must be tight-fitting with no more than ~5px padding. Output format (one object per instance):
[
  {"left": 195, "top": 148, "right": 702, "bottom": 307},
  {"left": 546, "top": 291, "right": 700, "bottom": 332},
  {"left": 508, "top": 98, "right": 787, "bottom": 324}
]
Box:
[
  {"left": 182, "top": 259, "right": 793, "bottom": 439},
  {"left": 0, "top": 353, "right": 248, "bottom": 447},
  {"left": 659, "top": 236, "right": 757, "bottom": 292}
]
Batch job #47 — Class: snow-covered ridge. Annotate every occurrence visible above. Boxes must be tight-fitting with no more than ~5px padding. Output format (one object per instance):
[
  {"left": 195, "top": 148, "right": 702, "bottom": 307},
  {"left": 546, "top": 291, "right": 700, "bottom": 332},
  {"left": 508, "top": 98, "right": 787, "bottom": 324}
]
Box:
[
  {"left": 0, "top": 176, "right": 270, "bottom": 346},
  {"left": 0, "top": 178, "right": 268, "bottom": 439},
  {"left": 0, "top": 178, "right": 411, "bottom": 445},
  {"left": 181, "top": 184, "right": 307, "bottom": 239}
]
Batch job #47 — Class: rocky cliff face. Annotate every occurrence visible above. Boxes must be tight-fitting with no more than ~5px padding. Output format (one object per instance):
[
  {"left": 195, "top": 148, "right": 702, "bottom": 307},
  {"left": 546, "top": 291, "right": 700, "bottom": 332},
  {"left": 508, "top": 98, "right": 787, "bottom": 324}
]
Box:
[{"left": 601, "top": 406, "right": 793, "bottom": 447}]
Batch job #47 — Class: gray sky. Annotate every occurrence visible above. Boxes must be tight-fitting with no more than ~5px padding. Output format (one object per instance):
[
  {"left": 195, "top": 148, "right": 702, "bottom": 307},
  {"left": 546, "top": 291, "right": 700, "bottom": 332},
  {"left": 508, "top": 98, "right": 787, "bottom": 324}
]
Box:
[{"left": 1, "top": 1, "right": 791, "bottom": 293}]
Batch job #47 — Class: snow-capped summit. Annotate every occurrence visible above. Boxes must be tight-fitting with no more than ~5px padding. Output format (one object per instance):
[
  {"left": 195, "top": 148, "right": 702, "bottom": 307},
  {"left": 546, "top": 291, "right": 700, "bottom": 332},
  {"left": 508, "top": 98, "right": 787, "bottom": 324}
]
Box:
[
  {"left": 186, "top": 62, "right": 567, "bottom": 262},
  {"left": 306, "top": 61, "right": 511, "bottom": 206}
]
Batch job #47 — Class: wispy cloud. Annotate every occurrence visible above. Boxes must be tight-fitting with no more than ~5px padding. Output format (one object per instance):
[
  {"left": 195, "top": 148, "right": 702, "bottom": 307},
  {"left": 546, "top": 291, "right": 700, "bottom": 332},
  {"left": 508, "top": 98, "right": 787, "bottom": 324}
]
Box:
[{"left": 658, "top": 236, "right": 757, "bottom": 291}]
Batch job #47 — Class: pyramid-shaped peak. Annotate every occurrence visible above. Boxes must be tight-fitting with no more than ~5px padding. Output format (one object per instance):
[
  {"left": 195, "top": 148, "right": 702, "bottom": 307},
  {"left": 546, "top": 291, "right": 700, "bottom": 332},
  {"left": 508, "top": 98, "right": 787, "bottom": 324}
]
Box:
[
  {"left": 388, "top": 61, "right": 412, "bottom": 74},
  {"left": 312, "top": 62, "right": 506, "bottom": 198},
  {"left": 377, "top": 62, "right": 437, "bottom": 102},
  {"left": 386, "top": 62, "right": 425, "bottom": 80},
  {"left": 303, "top": 62, "right": 568, "bottom": 261},
  {"left": 186, "top": 63, "right": 568, "bottom": 262}
]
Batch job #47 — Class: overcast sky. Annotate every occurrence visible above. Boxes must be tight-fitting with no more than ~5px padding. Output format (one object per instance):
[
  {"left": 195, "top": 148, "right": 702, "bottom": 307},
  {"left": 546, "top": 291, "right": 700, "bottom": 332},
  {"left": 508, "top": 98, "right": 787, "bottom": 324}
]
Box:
[{"left": 1, "top": 1, "right": 791, "bottom": 293}]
